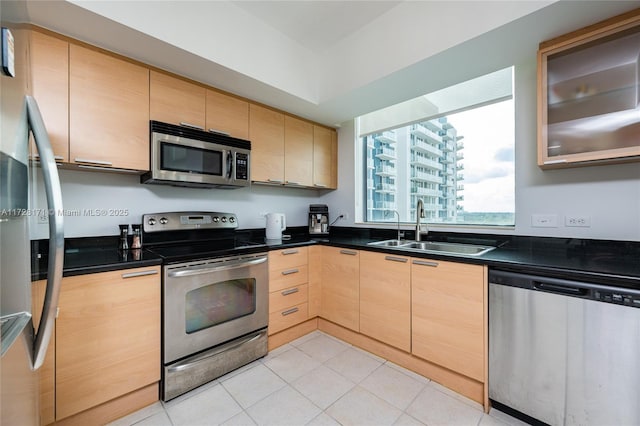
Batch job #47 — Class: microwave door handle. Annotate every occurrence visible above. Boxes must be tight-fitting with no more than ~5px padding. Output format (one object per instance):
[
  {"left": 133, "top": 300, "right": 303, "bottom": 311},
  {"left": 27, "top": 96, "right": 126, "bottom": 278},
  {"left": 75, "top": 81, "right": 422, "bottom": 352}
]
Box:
[{"left": 226, "top": 151, "right": 233, "bottom": 180}]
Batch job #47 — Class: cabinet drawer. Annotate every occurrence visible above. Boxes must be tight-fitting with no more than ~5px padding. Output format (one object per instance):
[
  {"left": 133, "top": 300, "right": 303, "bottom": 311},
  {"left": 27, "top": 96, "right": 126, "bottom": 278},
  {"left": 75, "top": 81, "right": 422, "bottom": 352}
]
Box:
[
  {"left": 268, "top": 303, "right": 308, "bottom": 335},
  {"left": 269, "top": 284, "right": 308, "bottom": 313},
  {"left": 268, "top": 247, "right": 308, "bottom": 270},
  {"left": 269, "top": 264, "right": 308, "bottom": 292}
]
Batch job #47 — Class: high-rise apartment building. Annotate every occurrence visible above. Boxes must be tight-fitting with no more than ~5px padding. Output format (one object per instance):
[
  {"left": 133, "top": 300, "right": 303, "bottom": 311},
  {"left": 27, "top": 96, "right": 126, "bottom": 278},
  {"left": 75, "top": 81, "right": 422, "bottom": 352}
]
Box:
[{"left": 365, "top": 117, "right": 464, "bottom": 223}]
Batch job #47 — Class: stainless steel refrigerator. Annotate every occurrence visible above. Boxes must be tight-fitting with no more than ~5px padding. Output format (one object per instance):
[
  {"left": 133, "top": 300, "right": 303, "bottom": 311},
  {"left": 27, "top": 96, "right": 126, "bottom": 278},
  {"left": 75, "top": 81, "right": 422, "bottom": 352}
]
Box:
[{"left": 1, "top": 25, "right": 64, "bottom": 425}]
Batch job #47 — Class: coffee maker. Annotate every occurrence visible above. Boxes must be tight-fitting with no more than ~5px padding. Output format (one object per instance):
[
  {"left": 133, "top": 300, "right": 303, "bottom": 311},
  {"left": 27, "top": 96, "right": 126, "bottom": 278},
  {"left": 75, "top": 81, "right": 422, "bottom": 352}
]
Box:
[{"left": 309, "top": 204, "right": 329, "bottom": 236}]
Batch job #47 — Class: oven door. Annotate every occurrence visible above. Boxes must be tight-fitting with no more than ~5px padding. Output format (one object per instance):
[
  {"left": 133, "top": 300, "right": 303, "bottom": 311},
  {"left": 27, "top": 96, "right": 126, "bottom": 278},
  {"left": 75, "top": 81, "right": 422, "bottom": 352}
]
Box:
[{"left": 163, "top": 253, "right": 268, "bottom": 363}]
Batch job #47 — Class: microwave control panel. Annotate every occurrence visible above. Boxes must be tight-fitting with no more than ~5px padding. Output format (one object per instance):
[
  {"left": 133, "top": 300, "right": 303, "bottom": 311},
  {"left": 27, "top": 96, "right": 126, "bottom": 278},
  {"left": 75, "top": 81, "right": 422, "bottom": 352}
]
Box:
[{"left": 235, "top": 153, "right": 249, "bottom": 180}]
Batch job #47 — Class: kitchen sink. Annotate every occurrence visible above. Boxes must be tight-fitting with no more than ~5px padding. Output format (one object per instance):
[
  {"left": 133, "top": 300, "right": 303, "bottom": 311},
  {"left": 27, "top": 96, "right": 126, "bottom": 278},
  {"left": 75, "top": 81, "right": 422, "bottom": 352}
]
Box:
[
  {"left": 399, "top": 241, "right": 495, "bottom": 256},
  {"left": 367, "top": 239, "right": 496, "bottom": 256},
  {"left": 367, "top": 239, "right": 411, "bottom": 247}
]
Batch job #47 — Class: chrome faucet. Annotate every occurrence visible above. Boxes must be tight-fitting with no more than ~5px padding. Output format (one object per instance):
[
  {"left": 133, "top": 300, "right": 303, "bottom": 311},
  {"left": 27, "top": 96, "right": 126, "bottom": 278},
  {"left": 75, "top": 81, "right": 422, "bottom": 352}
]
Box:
[
  {"left": 385, "top": 210, "right": 402, "bottom": 241},
  {"left": 415, "top": 199, "right": 426, "bottom": 241}
]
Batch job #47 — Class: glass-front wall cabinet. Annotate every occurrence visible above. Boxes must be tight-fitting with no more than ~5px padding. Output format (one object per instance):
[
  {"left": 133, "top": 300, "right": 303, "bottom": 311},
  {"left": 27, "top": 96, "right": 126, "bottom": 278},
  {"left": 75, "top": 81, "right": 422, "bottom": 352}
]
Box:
[{"left": 538, "top": 9, "right": 640, "bottom": 168}]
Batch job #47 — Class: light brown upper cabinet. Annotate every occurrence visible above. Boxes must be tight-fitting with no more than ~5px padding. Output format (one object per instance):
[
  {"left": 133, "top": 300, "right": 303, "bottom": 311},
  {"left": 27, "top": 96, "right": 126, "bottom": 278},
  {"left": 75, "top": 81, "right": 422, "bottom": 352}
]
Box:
[
  {"left": 69, "top": 44, "right": 150, "bottom": 171},
  {"left": 284, "top": 115, "right": 314, "bottom": 187},
  {"left": 249, "top": 104, "right": 285, "bottom": 184},
  {"left": 359, "top": 251, "right": 411, "bottom": 352},
  {"left": 150, "top": 70, "right": 206, "bottom": 129},
  {"left": 411, "top": 259, "right": 486, "bottom": 383},
  {"left": 30, "top": 31, "right": 69, "bottom": 162},
  {"left": 538, "top": 8, "right": 640, "bottom": 168},
  {"left": 313, "top": 125, "right": 337, "bottom": 189},
  {"left": 206, "top": 90, "right": 249, "bottom": 140}
]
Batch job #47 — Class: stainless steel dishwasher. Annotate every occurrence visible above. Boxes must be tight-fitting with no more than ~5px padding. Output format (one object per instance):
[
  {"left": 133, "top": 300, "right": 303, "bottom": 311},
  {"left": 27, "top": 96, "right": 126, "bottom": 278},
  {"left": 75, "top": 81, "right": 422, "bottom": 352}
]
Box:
[{"left": 489, "top": 269, "right": 640, "bottom": 426}]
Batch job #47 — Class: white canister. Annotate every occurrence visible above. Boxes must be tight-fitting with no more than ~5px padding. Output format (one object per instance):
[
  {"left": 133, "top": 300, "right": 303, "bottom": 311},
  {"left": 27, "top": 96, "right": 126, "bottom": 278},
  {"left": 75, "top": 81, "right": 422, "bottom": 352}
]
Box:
[{"left": 265, "top": 213, "right": 286, "bottom": 240}]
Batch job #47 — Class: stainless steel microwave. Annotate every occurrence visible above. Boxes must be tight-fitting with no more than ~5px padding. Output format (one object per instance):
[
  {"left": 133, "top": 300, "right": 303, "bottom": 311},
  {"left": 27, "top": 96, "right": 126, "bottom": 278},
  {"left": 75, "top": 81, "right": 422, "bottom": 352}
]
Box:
[{"left": 141, "top": 121, "right": 251, "bottom": 189}]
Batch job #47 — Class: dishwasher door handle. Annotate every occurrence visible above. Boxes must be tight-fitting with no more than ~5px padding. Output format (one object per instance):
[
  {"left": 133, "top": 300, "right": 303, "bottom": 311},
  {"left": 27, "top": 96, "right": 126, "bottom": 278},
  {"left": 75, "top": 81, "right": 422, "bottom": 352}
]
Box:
[{"left": 533, "top": 281, "right": 589, "bottom": 297}]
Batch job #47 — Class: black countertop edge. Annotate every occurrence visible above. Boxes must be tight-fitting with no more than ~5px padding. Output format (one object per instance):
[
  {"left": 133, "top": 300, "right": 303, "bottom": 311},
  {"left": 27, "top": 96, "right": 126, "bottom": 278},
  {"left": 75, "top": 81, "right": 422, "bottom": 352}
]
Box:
[{"left": 31, "top": 226, "right": 640, "bottom": 289}]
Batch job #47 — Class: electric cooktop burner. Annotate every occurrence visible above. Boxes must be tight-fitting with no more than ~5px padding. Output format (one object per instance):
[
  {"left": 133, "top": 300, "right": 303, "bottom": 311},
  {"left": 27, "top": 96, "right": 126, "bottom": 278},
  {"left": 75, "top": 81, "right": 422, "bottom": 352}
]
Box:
[{"left": 142, "top": 211, "right": 265, "bottom": 262}]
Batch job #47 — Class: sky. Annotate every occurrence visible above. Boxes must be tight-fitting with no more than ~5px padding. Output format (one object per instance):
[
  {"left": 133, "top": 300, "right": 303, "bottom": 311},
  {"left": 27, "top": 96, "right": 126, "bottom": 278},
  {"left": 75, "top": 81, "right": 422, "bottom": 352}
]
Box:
[{"left": 447, "top": 99, "right": 515, "bottom": 213}]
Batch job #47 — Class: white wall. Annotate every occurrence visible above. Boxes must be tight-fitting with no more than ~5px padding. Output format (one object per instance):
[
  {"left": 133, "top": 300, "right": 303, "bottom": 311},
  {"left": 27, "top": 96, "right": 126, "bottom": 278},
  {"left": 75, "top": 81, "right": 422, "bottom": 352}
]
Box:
[
  {"left": 320, "top": 57, "right": 640, "bottom": 242},
  {"left": 29, "top": 169, "right": 321, "bottom": 239}
]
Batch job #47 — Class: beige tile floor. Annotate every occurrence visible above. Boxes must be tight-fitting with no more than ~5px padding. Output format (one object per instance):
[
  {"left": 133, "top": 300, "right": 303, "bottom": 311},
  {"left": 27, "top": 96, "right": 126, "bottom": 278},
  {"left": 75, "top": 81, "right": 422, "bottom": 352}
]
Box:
[{"left": 108, "top": 331, "right": 527, "bottom": 426}]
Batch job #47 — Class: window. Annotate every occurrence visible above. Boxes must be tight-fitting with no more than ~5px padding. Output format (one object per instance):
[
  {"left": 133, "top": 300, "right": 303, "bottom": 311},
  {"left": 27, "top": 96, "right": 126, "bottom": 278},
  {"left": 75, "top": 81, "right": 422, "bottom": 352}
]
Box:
[{"left": 358, "top": 67, "right": 515, "bottom": 227}]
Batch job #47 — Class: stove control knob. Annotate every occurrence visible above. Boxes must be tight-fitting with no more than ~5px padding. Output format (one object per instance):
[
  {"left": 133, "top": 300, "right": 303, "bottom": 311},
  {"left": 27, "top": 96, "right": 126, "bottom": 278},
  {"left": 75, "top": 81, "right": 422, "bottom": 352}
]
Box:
[
  {"left": 229, "top": 216, "right": 236, "bottom": 223},
  {"left": 159, "top": 217, "right": 168, "bottom": 225},
  {"left": 212, "top": 216, "right": 219, "bottom": 223},
  {"left": 221, "top": 216, "right": 227, "bottom": 223},
  {"left": 148, "top": 218, "right": 157, "bottom": 226}
]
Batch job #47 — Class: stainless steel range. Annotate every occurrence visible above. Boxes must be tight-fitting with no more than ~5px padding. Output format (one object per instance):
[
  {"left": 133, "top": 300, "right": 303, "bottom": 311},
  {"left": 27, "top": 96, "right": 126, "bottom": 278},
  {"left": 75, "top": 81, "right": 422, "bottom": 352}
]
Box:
[{"left": 143, "top": 211, "right": 268, "bottom": 401}]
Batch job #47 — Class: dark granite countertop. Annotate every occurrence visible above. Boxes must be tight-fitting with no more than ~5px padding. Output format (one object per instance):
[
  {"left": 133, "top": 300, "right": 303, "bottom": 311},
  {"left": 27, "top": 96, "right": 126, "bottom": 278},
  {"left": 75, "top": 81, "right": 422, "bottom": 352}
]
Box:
[
  {"left": 325, "top": 229, "right": 640, "bottom": 289},
  {"left": 32, "top": 227, "right": 640, "bottom": 289},
  {"left": 31, "top": 236, "right": 162, "bottom": 281}
]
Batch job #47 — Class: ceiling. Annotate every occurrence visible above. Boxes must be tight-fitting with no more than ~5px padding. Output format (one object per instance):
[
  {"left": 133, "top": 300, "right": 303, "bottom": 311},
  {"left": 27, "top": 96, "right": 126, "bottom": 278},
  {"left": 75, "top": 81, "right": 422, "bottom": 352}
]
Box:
[
  {"left": 2, "top": 1, "right": 639, "bottom": 127},
  {"left": 232, "top": 1, "right": 403, "bottom": 53}
]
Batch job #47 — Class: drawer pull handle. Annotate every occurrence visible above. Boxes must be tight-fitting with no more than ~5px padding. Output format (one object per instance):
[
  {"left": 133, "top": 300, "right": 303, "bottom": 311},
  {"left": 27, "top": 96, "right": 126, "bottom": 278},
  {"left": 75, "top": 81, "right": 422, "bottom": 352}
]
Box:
[
  {"left": 281, "top": 307, "right": 299, "bottom": 316},
  {"left": 281, "top": 268, "right": 299, "bottom": 276},
  {"left": 32, "top": 154, "right": 64, "bottom": 161},
  {"left": 340, "top": 249, "right": 357, "bottom": 256},
  {"left": 121, "top": 270, "right": 159, "bottom": 279},
  {"left": 179, "top": 122, "right": 205, "bottom": 131},
  {"left": 412, "top": 260, "right": 439, "bottom": 267},
  {"left": 74, "top": 158, "right": 112, "bottom": 166},
  {"left": 281, "top": 288, "right": 299, "bottom": 296},
  {"left": 282, "top": 249, "right": 299, "bottom": 255},
  {"left": 385, "top": 256, "right": 408, "bottom": 263},
  {"left": 208, "top": 128, "right": 230, "bottom": 136}
]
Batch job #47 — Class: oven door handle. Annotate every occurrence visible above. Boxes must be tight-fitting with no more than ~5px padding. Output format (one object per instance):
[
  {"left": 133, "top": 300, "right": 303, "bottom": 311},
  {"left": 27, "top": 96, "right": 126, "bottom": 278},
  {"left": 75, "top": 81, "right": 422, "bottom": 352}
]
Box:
[
  {"left": 167, "top": 329, "right": 267, "bottom": 373},
  {"left": 167, "top": 256, "right": 267, "bottom": 278}
]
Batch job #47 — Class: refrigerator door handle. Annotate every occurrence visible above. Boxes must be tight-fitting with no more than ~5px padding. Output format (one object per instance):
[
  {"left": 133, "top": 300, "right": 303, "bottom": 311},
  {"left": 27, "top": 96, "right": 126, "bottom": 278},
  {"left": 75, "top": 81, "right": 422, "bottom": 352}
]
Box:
[{"left": 26, "top": 96, "right": 64, "bottom": 371}]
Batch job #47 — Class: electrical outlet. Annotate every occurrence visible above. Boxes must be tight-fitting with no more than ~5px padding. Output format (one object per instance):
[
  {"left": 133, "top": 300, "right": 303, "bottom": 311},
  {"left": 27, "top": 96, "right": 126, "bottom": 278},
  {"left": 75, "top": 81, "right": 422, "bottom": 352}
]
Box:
[
  {"left": 565, "top": 215, "right": 591, "bottom": 227},
  {"left": 339, "top": 212, "right": 349, "bottom": 220},
  {"left": 531, "top": 214, "right": 557, "bottom": 228}
]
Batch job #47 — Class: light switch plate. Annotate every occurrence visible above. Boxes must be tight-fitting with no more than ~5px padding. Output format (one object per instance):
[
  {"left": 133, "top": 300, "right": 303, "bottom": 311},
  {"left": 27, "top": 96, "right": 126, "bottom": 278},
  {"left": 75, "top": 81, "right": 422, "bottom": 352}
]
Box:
[{"left": 531, "top": 214, "right": 558, "bottom": 227}]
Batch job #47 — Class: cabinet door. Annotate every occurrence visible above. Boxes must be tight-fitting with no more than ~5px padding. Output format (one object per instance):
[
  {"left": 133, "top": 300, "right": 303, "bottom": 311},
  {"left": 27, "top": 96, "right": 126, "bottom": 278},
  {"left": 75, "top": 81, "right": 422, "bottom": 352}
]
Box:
[
  {"left": 55, "top": 267, "right": 160, "bottom": 420},
  {"left": 150, "top": 70, "right": 206, "bottom": 128},
  {"left": 69, "top": 45, "right": 150, "bottom": 171},
  {"left": 206, "top": 90, "right": 249, "bottom": 140},
  {"left": 30, "top": 31, "right": 69, "bottom": 162},
  {"left": 537, "top": 10, "right": 640, "bottom": 168},
  {"left": 249, "top": 104, "right": 284, "bottom": 183},
  {"left": 307, "top": 245, "right": 322, "bottom": 318},
  {"left": 321, "top": 247, "right": 359, "bottom": 331},
  {"left": 284, "top": 116, "right": 313, "bottom": 187},
  {"left": 31, "top": 280, "right": 55, "bottom": 426},
  {"left": 313, "top": 125, "right": 337, "bottom": 189},
  {"left": 411, "top": 259, "right": 485, "bottom": 381},
  {"left": 359, "top": 251, "right": 411, "bottom": 352}
]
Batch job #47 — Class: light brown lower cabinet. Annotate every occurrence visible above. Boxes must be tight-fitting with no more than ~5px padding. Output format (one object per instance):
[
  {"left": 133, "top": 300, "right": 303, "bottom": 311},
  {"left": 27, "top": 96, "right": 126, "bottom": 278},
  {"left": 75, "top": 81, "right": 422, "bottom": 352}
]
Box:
[
  {"left": 320, "top": 247, "right": 359, "bottom": 332},
  {"left": 411, "top": 258, "right": 486, "bottom": 382},
  {"left": 268, "top": 247, "right": 310, "bottom": 335},
  {"left": 359, "top": 251, "right": 411, "bottom": 352},
  {"left": 33, "top": 266, "right": 161, "bottom": 424},
  {"left": 307, "top": 245, "right": 322, "bottom": 318}
]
